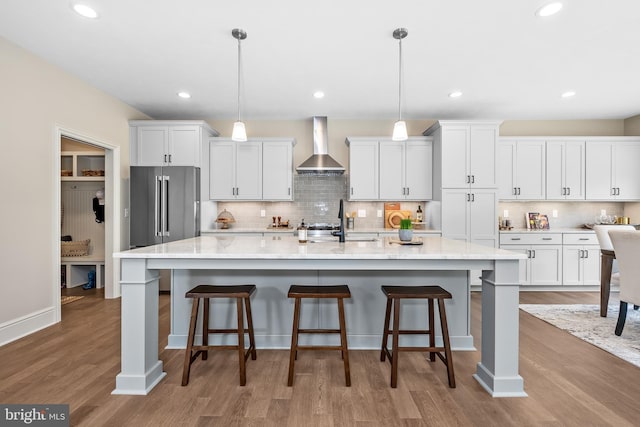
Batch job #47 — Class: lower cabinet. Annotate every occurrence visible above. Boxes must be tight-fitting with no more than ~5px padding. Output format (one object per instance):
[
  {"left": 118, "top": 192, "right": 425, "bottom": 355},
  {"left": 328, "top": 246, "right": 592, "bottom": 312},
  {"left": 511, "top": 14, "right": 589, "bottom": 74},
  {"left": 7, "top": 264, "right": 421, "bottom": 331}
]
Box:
[
  {"left": 500, "top": 231, "right": 601, "bottom": 288},
  {"left": 561, "top": 233, "right": 600, "bottom": 286}
]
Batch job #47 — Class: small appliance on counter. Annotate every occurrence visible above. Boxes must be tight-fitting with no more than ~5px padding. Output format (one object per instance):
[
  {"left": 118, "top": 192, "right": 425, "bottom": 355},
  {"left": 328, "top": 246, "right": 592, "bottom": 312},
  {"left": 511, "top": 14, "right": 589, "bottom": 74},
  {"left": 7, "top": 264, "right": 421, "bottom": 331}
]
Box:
[
  {"left": 216, "top": 209, "right": 236, "bottom": 229},
  {"left": 384, "top": 202, "right": 412, "bottom": 229}
]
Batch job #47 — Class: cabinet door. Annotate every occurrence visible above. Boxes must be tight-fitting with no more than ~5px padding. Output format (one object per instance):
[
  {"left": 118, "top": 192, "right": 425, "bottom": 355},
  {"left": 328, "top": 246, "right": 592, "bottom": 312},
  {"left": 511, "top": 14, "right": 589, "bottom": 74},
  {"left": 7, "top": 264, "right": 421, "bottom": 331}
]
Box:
[
  {"left": 168, "top": 126, "right": 200, "bottom": 166},
  {"left": 585, "top": 142, "right": 614, "bottom": 200},
  {"left": 469, "top": 125, "right": 497, "bottom": 188},
  {"left": 404, "top": 140, "right": 433, "bottom": 200},
  {"left": 563, "top": 141, "right": 586, "bottom": 200},
  {"left": 546, "top": 141, "right": 565, "bottom": 200},
  {"left": 469, "top": 190, "right": 497, "bottom": 248},
  {"left": 562, "top": 246, "right": 583, "bottom": 286},
  {"left": 379, "top": 142, "right": 404, "bottom": 200},
  {"left": 348, "top": 141, "right": 378, "bottom": 200},
  {"left": 529, "top": 245, "right": 562, "bottom": 286},
  {"left": 136, "top": 126, "right": 168, "bottom": 166},
  {"left": 262, "top": 141, "right": 293, "bottom": 201},
  {"left": 441, "top": 189, "right": 470, "bottom": 241},
  {"left": 581, "top": 246, "right": 601, "bottom": 286},
  {"left": 502, "top": 245, "right": 531, "bottom": 285},
  {"left": 441, "top": 126, "right": 470, "bottom": 188},
  {"left": 613, "top": 142, "right": 640, "bottom": 199},
  {"left": 515, "top": 140, "right": 546, "bottom": 199},
  {"left": 497, "top": 140, "right": 516, "bottom": 200},
  {"left": 235, "top": 142, "right": 262, "bottom": 200},
  {"left": 209, "top": 141, "right": 236, "bottom": 199}
]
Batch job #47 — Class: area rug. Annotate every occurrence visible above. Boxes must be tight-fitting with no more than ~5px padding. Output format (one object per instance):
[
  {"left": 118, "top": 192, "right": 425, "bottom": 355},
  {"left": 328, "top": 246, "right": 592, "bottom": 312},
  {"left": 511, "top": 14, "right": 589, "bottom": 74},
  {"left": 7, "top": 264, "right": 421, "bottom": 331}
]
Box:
[
  {"left": 61, "top": 295, "right": 84, "bottom": 305},
  {"left": 519, "top": 302, "right": 640, "bottom": 368}
]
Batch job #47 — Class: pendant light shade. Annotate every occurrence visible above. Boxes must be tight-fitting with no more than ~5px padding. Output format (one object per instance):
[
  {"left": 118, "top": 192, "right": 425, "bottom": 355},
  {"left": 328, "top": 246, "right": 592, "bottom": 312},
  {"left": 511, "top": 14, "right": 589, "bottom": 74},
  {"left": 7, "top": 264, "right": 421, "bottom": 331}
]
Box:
[
  {"left": 231, "top": 28, "right": 247, "bottom": 142},
  {"left": 392, "top": 28, "right": 408, "bottom": 142}
]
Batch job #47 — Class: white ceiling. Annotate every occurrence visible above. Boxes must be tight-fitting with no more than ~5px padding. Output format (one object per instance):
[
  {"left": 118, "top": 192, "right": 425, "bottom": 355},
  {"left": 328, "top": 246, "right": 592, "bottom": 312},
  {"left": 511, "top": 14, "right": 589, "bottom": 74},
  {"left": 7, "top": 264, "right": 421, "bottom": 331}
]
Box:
[{"left": 2, "top": 0, "right": 639, "bottom": 121}]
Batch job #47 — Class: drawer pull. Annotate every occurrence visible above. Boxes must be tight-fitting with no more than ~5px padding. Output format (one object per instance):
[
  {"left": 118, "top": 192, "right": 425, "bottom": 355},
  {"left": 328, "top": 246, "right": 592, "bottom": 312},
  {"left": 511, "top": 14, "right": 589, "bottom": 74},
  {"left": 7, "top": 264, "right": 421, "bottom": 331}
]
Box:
[
  {"left": 578, "top": 238, "right": 589, "bottom": 240},
  {"left": 511, "top": 238, "right": 521, "bottom": 241},
  {"left": 542, "top": 237, "right": 553, "bottom": 240}
]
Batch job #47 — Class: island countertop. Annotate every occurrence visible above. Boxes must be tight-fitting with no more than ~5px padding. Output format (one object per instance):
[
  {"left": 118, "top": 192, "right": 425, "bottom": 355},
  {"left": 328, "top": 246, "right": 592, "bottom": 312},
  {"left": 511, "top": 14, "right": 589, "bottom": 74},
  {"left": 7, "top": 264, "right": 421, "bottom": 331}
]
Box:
[{"left": 114, "top": 235, "right": 525, "bottom": 261}]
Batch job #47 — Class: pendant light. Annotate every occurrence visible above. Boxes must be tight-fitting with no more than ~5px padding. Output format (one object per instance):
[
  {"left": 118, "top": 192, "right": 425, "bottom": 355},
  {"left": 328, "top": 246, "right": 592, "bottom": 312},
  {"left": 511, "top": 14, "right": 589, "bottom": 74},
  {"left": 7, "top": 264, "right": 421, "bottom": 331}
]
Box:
[
  {"left": 231, "top": 28, "right": 248, "bottom": 142},
  {"left": 392, "top": 28, "right": 408, "bottom": 141}
]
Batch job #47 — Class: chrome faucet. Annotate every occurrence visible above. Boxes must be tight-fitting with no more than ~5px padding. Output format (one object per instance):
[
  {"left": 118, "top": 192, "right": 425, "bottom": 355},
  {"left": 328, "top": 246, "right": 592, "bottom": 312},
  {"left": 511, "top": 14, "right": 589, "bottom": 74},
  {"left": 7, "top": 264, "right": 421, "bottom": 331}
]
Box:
[{"left": 332, "top": 199, "right": 346, "bottom": 242}]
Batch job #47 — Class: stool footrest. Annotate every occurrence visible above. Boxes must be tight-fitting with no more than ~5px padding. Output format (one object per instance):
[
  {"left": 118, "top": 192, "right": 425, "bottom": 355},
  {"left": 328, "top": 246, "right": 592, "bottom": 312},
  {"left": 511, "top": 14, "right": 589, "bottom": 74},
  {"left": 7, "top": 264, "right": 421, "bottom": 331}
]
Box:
[
  {"left": 297, "top": 328, "right": 341, "bottom": 334},
  {"left": 297, "top": 345, "right": 343, "bottom": 351},
  {"left": 207, "top": 328, "right": 249, "bottom": 334},
  {"left": 383, "top": 329, "right": 431, "bottom": 335}
]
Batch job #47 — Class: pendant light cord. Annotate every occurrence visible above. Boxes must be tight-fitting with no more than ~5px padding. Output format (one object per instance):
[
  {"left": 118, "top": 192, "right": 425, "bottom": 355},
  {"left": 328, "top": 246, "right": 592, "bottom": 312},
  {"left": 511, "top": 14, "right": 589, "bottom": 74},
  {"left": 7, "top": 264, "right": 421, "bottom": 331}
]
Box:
[
  {"left": 398, "top": 36, "right": 402, "bottom": 121},
  {"left": 237, "top": 36, "right": 242, "bottom": 122}
]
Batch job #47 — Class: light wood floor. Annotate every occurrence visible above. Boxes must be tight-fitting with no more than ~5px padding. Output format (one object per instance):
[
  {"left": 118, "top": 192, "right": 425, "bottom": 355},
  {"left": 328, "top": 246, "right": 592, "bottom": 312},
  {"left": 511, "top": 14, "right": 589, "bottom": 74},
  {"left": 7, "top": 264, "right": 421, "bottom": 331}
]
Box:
[{"left": 1, "top": 291, "right": 639, "bottom": 426}]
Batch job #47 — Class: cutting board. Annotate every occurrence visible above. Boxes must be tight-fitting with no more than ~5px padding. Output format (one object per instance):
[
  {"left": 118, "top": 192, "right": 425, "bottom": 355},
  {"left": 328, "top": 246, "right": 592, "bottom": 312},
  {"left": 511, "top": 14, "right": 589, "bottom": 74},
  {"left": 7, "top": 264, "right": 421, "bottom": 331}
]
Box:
[
  {"left": 388, "top": 238, "right": 423, "bottom": 245},
  {"left": 385, "top": 210, "right": 413, "bottom": 229}
]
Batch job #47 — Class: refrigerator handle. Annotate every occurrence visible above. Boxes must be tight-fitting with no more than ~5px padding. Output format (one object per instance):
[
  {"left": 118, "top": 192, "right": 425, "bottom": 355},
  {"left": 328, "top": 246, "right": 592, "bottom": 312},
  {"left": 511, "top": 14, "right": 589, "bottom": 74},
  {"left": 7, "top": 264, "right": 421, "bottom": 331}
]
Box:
[
  {"left": 163, "top": 175, "right": 170, "bottom": 237},
  {"left": 155, "top": 176, "right": 162, "bottom": 237}
]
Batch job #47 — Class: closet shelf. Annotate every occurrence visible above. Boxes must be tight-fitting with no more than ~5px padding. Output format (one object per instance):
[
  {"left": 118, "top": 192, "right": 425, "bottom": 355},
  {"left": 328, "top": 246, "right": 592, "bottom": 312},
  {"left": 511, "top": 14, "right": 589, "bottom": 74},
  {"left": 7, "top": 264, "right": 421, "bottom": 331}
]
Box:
[{"left": 61, "top": 151, "right": 105, "bottom": 181}]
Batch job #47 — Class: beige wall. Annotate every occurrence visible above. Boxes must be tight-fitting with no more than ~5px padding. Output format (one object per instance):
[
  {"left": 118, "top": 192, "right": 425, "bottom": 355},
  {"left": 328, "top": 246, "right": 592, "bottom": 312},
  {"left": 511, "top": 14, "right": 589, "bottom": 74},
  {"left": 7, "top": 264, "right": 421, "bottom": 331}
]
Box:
[
  {"left": 624, "top": 114, "right": 640, "bottom": 136},
  {"left": 0, "top": 37, "right": 147, "bottom": 343}
]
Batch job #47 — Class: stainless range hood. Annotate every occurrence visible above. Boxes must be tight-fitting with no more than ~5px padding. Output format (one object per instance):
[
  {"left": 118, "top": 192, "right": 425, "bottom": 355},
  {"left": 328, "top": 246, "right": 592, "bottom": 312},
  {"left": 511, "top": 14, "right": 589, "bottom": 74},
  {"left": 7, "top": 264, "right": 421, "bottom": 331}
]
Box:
[{"left": 296, "top": 116, "right": 345, "bottom": 175}]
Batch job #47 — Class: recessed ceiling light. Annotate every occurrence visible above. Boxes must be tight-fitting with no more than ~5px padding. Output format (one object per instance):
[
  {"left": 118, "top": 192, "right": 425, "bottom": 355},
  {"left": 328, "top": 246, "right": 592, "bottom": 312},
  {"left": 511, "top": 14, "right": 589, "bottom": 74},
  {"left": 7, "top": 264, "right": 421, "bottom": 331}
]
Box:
[
  {"left": 536, "top": 2, "right": 563, "bottom": 17},
  {"left": 448, "top": 91, "right": 463, "bottom": 98},
  {"left": 177, "top": 92, "right": 191, "bottom": 99},
  {"left": 313, "top": 91, "right": 325, "bottom": 99},
  {"left": 72, "top": 4, "right": 99, "bottom": 19},
  {"left": 561, "top": 91, "right": 576, "bottom": 98}
]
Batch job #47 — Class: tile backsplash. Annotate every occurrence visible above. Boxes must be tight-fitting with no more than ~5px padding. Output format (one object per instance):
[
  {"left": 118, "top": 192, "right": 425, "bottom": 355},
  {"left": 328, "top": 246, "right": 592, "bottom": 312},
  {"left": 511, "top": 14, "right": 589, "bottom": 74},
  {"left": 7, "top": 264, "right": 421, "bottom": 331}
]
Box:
[
  {"left": 212, "top": 175, "right": 430, "bottom": 229},
  {"left": 498, "top": 201, "right": 627, "bottom": 229}
]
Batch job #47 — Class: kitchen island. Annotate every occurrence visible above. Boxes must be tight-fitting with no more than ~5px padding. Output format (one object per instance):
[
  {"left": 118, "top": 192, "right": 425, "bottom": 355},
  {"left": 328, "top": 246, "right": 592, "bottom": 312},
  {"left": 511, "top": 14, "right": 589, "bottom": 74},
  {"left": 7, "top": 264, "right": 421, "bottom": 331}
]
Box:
[{"left": 113, "top": 234, "right": 526, "bottom": 397}]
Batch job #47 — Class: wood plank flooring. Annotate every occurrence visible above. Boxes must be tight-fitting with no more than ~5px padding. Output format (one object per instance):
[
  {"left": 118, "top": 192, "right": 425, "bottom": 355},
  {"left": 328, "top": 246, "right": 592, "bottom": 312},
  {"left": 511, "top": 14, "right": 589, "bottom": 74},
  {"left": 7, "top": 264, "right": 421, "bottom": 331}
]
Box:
[{"left": 1, "top": 291, "right": 639, "bottom": 426}]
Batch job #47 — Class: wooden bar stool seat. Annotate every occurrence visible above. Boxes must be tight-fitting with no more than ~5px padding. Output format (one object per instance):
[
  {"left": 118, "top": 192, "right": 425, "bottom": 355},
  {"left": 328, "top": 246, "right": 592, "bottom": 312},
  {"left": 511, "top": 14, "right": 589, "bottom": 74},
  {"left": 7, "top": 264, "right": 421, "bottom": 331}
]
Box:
[
  {"left": 287, "top": 285, "right": 351, "bottom": 387},
  {"left": 380, "top": 285, "right": 455, "bottom": 388},
  {"left": 181, "top": 284, "right": 257, "bottom": 387}
]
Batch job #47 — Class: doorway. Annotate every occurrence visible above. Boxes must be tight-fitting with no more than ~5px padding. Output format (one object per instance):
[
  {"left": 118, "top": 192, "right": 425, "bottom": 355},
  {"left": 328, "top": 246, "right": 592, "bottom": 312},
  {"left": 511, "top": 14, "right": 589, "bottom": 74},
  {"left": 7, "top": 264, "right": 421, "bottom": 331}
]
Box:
[{"left": 53, "top": 126, "right": 122, "bottom": 321}]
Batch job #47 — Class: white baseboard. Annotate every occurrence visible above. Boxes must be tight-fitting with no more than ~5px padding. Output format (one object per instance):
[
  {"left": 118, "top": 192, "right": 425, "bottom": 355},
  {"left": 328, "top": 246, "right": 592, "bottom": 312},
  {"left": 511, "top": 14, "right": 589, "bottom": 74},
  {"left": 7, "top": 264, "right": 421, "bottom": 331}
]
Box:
[{"left": 0, "top": 307, "right": 57, "bottom": 346}]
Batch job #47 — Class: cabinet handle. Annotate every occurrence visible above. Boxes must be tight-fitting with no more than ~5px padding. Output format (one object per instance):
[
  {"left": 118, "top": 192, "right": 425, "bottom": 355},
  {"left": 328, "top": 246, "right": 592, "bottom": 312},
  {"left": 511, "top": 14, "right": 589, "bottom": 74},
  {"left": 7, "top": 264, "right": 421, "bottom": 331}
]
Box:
[
  {"left": 288, "top": 187, "right": 291, "bottom": 196},
  {"left": 567, "top": 187, "right": 570, "bottom": 195},
  {"left": 406, "top": 187, "right": 410, "bottom": 196},
  {"left": 584, "top": 250, "right": 589, "bottom": 258},
  {"left": 164, "top": 154, "right": 167, "bottom": 163},
  {"left": 526, "top": 249, "right": 531, "bottom": 258},
  {"left": 531, "top": 250, "right": 536, "bottom": 258},
  {"left": 236, "top": 187, "right": 239, "bottom": 196},
  {"left": 471, "top": 193, "right": 475, "bottom": 202},
  {"left": 562, "top": 187, "right": 565, "bottom": 195},
  {"left": 611, "top": 187, "right": 615, "bottom": 196},
  {"left": 517, "top": 187, "right": 521, "bottom": 195},
  {"left": 542, "top": 237, "right": 552, "bottom": 240},
  {"left": 466, "top": 175, "right": 471, "bottom": 184},
  {"left": 579, "top": 250, "right": 584, "bottom": 258},
  {"left": 578, "top": 238, "right": 589, "bottom": 241},
  {"left": 511, "top": 237, "right": 521, "bottom": 241},
  {"left": 471, "top": 175, "right": 475, "bottom": 184},
  {"left": 466, "top": 193, "right": 470, "bottom": 202},
  {"left": 513, "top": 187, "right": 517, "bottom": 196},
  {"left": 168, "top": 154, "right": 172, "bottom": 163},
  {"left": 402, "top": 187, "right": 406, "bottom": 195},
  {"left": 616, "top": 187, "right": 620, "bottom": 196}
]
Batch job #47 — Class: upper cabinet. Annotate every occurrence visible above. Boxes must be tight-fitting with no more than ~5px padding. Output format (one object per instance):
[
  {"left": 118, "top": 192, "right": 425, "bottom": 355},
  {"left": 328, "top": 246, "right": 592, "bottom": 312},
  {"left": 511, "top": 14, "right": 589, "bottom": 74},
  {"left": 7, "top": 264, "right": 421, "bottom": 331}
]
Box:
[
  {"left": 586, "top": 140, "right": 640, "bottom": 200},
  {"left": 427, "top": 122, "right": 499, "bottom": 189},
  {"left": 209, "top": 138, "right": 295, "bottom": 201},
  {"left": 61, "top": 151, "right": 105, "bottom": 181},
  {"left": 546, "top": 140, "right": 585, "bottom": 200},
  {"left": 498, "top": 139, "right": 546, "bottom": 200},
  {"left": 345, "top": 137, "right": 433, "bottom": 201},
  {"left": 129, "top": 120, "right": 218, "bottom": 167},
  {"left": 379, "top": 139, "right": 433, "bottom": 200}
]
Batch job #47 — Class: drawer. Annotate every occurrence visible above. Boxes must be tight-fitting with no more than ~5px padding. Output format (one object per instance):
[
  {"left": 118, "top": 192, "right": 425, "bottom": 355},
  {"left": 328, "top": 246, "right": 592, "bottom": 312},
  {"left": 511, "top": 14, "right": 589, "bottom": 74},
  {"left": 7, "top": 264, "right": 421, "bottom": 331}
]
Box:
[
  {"left": 563, "top": 233, "right": 598, "bottom": 245},
  {"left": 500, "top": 233, "right": 562, "bottom": 245}
]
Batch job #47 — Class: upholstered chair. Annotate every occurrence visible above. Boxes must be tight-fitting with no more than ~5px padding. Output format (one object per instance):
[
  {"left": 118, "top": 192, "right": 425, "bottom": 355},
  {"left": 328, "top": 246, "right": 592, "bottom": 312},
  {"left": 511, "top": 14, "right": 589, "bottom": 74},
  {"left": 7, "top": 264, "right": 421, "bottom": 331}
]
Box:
[
  {"left": 608, "top": 229, "right": 640, "bottom": 336},
  {"left": 593, "top": 225, "right": 636, "bottom": 316}
]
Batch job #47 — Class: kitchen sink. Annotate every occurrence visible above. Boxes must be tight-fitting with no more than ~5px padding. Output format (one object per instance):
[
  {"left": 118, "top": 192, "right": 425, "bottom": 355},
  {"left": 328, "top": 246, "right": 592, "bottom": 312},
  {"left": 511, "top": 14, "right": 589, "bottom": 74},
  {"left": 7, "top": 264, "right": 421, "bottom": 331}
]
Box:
[{"left": 307, "top": 237, "right": 379, "bottom": 243}]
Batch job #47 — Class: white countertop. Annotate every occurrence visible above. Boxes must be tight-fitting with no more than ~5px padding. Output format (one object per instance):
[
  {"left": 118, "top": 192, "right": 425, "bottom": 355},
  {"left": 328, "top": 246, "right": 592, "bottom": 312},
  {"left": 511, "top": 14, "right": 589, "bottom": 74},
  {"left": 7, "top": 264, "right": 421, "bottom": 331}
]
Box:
[
  {"left": 499, "top": 228, "right": 594, "bottom": 234},
  {"left": 203, "top": 227, "right": 441, "bottom": 234},
  {"left": 115, "top": 235, "right": 523, "bottom": 260}
]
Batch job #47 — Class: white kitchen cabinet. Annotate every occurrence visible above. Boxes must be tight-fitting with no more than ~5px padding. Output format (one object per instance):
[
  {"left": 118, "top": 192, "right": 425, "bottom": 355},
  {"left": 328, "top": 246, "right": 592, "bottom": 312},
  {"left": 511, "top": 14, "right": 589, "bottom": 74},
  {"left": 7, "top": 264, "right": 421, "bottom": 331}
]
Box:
[
  {"left": 561, "top": 233, "right": 600, "bottom": 287},
  {"left": 129, "top": 121, "right": 218, "bottom": 167},
  {"left": 441, "top": 188, "right": 498, "bottom": 248},
  {"left": 546, "top": 140, "right": 585, "bottom": 200},
  {"left": 262, "top": 140, "right": 294, "bottom": 201},
  {"left": 209, "top": 140, "right": 262, "bottom": 200},
  {"left": 498, "top": 139, "right": 546, "bottom": 200},
  {"left": 427, "top": 122, "right": 499, "bottom": 189},
  {"left": 379, "top": 139, "right": 433, "bottom": 200},
  {"left": 346, "top": 139, "right": 379, "bottom": 200},
  {"left": 586, "top": 140, "right": 640, "bottom": 200},
  {"left": 500, "top": 233, "right": 562, "bottom": 286}
]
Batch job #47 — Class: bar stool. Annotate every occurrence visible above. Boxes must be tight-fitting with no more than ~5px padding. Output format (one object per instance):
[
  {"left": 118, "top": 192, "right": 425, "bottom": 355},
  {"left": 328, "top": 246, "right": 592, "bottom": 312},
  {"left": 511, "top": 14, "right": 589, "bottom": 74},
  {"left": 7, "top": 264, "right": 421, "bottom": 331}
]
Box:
[
  {"left": 181, "top": 284, "right": 257, "bottom": 387},
  {"left": 287, "top": 285, "right": 351, "bottom": 387},
  {"left": 380, "top": 285, "right": 455, "bottom": 388}
]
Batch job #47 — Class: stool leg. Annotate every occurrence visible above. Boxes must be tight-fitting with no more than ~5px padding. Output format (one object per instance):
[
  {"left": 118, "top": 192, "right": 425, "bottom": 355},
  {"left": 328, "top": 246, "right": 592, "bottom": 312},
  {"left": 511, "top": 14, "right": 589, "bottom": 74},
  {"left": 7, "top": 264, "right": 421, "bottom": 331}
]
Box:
[
  {"left": 337, "top": 297, "right": 351, "bottom": 387},
  {"left": 428, "top": 298, "right": 435, "bottom": 362},
  {"left": 202, "top": 297, "right": 209, "bottom": 361},
  {"left": 236, "top": 297, "right": 246, "bottom": 386},
  {"left": 380, "top": 298, "right": 392, "bottom": 362},
  {"left": 437, "top": 298, "right": 456, "bottom": 388},
  {"left": 181, "top": 297, "right": 200, "bottom": 386},
  {"left": 287, "top": 297, "right": 301, "bottom": 386},
  {"left": 391, "top": 298, "right": 400, "bottom": 388},
  {"left": 245, "top": 296, "right": 257, "bottom": 360}
]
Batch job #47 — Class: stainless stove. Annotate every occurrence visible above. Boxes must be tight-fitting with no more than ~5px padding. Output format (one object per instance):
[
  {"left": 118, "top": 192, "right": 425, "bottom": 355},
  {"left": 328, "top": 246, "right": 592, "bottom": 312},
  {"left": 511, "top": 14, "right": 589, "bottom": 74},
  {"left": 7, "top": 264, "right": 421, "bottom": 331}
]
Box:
[{"left": 306, "top": 223, "right": 340, "bottom": 237}]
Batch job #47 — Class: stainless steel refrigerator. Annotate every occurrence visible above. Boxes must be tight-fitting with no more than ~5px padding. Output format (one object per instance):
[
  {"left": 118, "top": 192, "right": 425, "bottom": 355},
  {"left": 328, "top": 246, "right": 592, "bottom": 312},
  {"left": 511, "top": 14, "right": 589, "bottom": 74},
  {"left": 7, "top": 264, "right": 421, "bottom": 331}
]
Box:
[{"left": 130, "top": 166, "right": 200, "bottom": 248}]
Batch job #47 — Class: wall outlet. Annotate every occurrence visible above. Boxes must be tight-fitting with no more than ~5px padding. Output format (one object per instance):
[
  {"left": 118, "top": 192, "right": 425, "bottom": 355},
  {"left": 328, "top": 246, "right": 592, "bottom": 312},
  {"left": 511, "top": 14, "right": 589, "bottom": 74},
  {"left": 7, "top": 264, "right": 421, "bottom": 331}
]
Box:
[
  {"left": 260, "top": 209, "right": 266, "bottom": 217},
  {"left": 552, "top": 209, "right": 558, "bottom": 218},
  {"left": 358, "top": 209, "right": 366, "bottom": 218},
  {"left": 377, "top": 209, "right": 383, "bottom": 218},
  {"left": 503, "top": 209, "right": 509, "bottom": 218}
]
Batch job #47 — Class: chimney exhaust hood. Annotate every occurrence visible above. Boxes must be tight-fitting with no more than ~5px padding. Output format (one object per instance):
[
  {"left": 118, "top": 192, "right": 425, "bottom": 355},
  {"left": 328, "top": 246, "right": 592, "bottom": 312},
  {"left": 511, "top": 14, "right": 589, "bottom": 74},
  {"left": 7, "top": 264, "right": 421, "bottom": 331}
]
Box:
[{"left": 296, "top": 116, "right": 345, "bottom": 175}]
